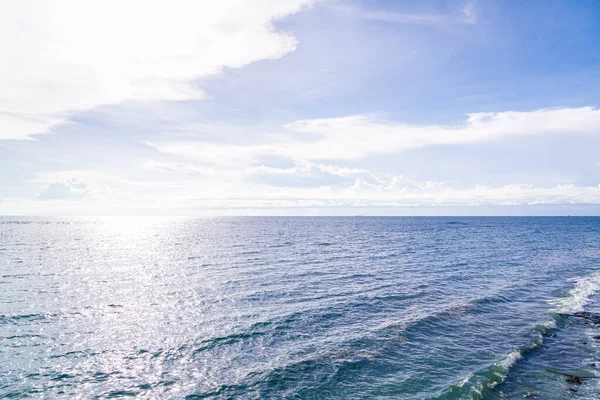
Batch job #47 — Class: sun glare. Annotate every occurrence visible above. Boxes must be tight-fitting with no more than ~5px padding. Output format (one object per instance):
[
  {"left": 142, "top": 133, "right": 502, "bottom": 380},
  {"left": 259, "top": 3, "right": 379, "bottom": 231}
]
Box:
[{"left": 96, "top": 216, "right": 177, "bottom": 236}]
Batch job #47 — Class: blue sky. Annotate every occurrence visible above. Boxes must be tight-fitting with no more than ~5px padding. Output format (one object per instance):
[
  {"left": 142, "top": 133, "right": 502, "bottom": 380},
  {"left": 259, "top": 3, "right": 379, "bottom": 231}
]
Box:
[{"left": 1, "top": 0, "right": 600, "bottom": 215}]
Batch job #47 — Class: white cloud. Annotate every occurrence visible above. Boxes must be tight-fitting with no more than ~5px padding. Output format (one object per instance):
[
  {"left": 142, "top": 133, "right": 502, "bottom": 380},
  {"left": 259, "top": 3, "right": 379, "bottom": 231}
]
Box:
[
  {"left": 250, "top": 161, "right": 371, "bottom": 178},
  {"left": 341, "top": 0, "right": 477, "bottom": 27},
  {"left": 461, "top": 0, "right": 477, "bottom": 25},
  {"left": 150, "top": 107, "right": 600, "bottom": 163},
  {"left": 0, "top": 0, "right": 316, "bottom": 140},
  {"left": 4, "top": 163, "right": 600, "bottom": 214},
  {"left": 140, "top": 159, "right": 375, "bottom": 188},
  {"left": 246, "top": 161, "right": 376, "bottom": 187},
  {"left": 38, "top": 179, "right": 88, "bottom": 200},
  {"left": 284, "top": 107, "right": 600, "bottom": 159},
  {"left": 140, "top": 161, "right": 219, "bottom": 177},
  {"left": 171, "top": 181, "right": 600, "bottom": 209},
  {"left": 146, "top": 141, "right": 275, "bottom": 168},
  {"left": 136, "top": 106, "right": 600, "bottom": 212},
  {"left": 330, "top": 180, "right": 600, "bottom": 207}
]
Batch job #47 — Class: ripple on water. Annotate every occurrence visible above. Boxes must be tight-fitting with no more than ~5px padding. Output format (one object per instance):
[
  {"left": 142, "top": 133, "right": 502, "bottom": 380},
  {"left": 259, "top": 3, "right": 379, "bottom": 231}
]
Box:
[{"left": 1, "top": 217, "right": 600, "bottom": 399}]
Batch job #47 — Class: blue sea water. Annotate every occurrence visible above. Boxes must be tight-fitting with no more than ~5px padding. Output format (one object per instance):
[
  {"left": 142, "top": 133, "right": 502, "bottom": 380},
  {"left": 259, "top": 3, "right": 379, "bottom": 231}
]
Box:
[{"left": 1, "top": 216, "right": 600, "bottom": 399}]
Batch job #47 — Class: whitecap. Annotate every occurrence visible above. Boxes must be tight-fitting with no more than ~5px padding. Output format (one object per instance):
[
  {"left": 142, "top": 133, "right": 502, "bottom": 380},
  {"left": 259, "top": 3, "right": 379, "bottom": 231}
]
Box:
[{"left": 551, "top": 271, "right": 600, "bottom": 314}]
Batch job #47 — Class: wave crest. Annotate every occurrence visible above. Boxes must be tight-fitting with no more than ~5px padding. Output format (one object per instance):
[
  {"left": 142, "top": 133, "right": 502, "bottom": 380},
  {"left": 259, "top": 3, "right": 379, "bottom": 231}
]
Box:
[{"left": 551, "top": 271, "right": 600, "bottom": 314}]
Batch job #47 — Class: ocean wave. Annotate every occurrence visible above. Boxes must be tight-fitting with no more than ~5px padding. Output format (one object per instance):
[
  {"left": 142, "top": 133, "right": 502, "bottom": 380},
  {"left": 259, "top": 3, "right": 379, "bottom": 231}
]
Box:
[
  {"left": 0, "top": 312, "right": 60, "bottom": 325},
  {"left": 550, "top": 271, "right": 600, "bottom": 314},
  {"left": 436, "top": 328, "right": 549, "bottom": 400},
  {"left": 438, "top": 269, "right": 600, "bottom": 399}
]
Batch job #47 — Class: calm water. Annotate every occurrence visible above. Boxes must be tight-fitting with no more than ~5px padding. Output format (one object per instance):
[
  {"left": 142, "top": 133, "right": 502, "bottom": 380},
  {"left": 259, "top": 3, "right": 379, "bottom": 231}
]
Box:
[{"left": 1, "top": 217, "right": 600, "bottom": 399}]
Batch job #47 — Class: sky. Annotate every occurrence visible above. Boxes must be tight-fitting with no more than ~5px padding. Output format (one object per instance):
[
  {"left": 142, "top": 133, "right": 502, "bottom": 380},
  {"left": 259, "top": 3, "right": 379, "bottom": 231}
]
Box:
[{"left": 1, "top": 0, "right": 600, "bottom": 216}]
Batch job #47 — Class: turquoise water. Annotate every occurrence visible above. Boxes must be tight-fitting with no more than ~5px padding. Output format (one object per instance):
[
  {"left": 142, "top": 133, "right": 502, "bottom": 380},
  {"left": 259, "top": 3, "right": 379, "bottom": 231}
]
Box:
[{"left": 1, "top": 217, "right": 600, "bottom": 399}]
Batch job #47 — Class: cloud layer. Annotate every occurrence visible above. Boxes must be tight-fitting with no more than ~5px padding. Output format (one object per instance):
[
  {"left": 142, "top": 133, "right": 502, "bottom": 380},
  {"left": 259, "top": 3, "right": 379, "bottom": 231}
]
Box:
[
  {"left": 0, "top": 0, "right": 315, "bottom": 140},
  {"left": 149, "top": 107, "right": 600, "bottom": 162},
  {"left": 14, "top": 170, "right": 600, "bottom": 215},
  {"left": 2, "top": 1, "right": 599, "bottom": 216}
]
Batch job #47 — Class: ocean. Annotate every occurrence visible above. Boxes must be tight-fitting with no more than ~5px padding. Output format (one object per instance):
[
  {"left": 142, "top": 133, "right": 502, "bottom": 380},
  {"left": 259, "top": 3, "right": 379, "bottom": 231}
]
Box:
[{"left": 1, "top": 216, "right": 600, "bottom": 399}]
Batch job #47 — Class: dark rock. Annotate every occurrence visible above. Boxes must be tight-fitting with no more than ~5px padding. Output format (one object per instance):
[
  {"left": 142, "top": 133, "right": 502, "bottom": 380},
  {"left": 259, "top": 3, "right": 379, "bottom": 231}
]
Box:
[
  {"left": 565, "top": 376, "right": 582, "bottom": 384},
  {"left": 593, "top": 335, "right": 600, "bottom": 340},
  {"left": 558, "top": 312, "right": 600, "bottom": 325},
  {"left": 524, "top": 392, "right": 535, "bottom": 398},
  {"left": 565, "top": 386, "right": 578, "bottom": 392}
]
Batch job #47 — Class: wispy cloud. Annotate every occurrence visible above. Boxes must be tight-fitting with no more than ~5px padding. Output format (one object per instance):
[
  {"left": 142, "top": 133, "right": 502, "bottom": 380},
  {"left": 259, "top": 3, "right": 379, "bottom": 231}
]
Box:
[
  {"left": 282, "top": 106, "right": 600, "bottom": 159},
  {"left": 360, "top": 10, "right": 450, "bottom": 26},
  {"left": 461, "top": 0, "right": 477, "bottom": 25},
  {"left": 149, "top": 107, "right": 600, "bottom": 163},
  {"left": 343, "top": 0, "right": 477, "bottom": 27}
]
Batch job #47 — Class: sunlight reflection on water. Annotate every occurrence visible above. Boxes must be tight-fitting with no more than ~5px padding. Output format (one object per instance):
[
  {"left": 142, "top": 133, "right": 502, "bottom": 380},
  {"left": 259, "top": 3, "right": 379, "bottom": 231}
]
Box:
[{"left": 1, "top": 217, "right": 600, "bottom": 399}]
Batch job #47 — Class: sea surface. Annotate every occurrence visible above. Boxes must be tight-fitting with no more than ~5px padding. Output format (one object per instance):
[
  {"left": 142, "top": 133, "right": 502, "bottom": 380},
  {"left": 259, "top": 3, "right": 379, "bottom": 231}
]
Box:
[{"left": 1, "top": 217, "right": 600, "bottom": 399}]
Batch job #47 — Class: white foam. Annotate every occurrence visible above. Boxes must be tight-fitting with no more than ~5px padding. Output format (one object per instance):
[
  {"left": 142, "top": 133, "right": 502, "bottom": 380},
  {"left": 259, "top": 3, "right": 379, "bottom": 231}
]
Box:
[
  {"left": 458, "top": 372, "right": 472, "bottom": 387},
  {"left": 499, "top": 350, "right": 522, "bottom": 370},
  {"left": 541, "top": 319, "right": 556, "bottom": 329},
  {"left": 552, "top": 271, "right": 600, "bottom": 314},
  {"left": 455, "top": 350, "right": 523, "bottom": 397}
]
